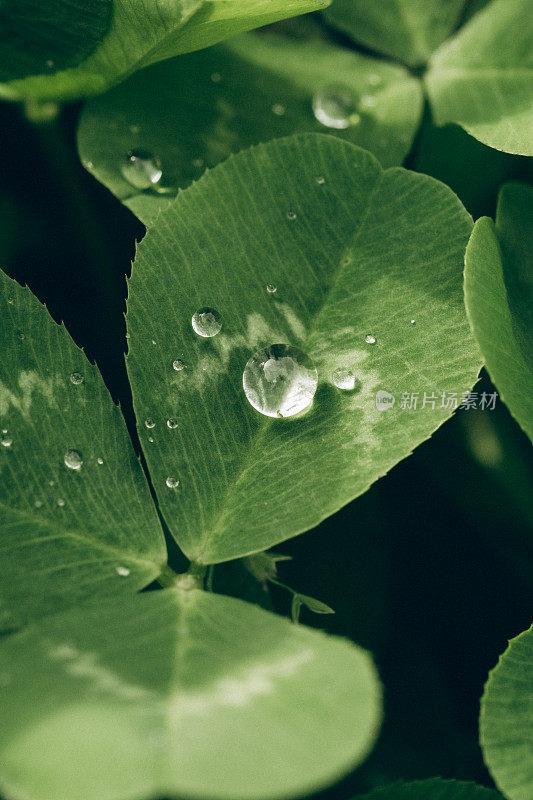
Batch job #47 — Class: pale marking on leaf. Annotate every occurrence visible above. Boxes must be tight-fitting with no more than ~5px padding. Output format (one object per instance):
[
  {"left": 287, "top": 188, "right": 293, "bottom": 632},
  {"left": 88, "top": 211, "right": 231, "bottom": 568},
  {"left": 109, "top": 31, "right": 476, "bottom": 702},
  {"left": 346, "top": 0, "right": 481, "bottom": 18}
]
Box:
[
  {"left": 0, "top": 371, "right": 58, "bottom": 418},
  {"left": 169, "top": 648, "right": 315, "bottom": 718},
  {"left": 275, "top": 303, "right": 307, "bottom": 342}
]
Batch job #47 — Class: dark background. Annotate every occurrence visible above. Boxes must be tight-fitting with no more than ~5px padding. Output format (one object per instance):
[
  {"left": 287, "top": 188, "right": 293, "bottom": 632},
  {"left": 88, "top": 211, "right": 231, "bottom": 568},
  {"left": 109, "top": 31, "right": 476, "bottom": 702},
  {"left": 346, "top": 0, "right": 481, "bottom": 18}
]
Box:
[{"left": 1, "top": 9, "right": 532, "bottom": 799}]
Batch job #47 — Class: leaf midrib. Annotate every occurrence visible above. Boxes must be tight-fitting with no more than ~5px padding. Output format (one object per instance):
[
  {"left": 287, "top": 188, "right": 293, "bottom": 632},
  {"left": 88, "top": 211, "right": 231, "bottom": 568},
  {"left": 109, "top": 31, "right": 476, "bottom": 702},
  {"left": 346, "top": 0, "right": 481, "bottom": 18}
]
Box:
[{"left": 193, "top": 166, "right": 384, "bottom": 564}]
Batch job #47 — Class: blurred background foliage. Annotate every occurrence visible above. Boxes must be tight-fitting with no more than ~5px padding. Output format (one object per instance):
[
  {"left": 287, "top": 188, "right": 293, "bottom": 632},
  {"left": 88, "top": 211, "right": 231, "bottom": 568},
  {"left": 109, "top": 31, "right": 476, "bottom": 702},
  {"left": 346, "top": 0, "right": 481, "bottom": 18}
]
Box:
[{"left": 0, "top": 3, "right": 532, "bottom": 799}]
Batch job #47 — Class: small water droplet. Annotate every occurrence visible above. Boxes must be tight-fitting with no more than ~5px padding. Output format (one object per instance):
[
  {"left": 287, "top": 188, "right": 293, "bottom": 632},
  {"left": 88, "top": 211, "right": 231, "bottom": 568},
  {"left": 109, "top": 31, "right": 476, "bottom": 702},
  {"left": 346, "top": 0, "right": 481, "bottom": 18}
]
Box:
[
  {"left": 167, "top": 418, "right": 178, "bottom": 429},
  {"left": 312, "top": 84, "right": 360, "bottom": 130},
  {"left": 7, "top": 297, "right": 14, "bottom": 305},
  {"left": 34, "top": 499, "right": 43, "bottom": 508},
  {"left": 45, "top": 59, "right": 55, "bottom": 70},
  {"left": 166, "top": 476, "right": 180, "bottom": 489},
  {"left": 130, "top": 124, "right": 141, "bottom": 135},
  {"left": 145, "top": 418, "right": 156, "bottom": 429},
  {"left": 266, "top": 284, "right": 277, "bottom": 294},
  {"left": 367, "top": 73, "right": 382, "bottom": 86},
  {"left": 16, "top": 330, "right": 25, "bottom": 340},
  {"left": 121, "top": 149, "right": 162, "bottom": 191},
  {"left": 151, "top": 339, "right": 157, "bottom": 345},
  {"left": 243, "top": 344, "right": 318, "bottom": 419},
  {"left": 316, "top": 176, "right": 326, "bottom": 185},
  {"left": 210, "top": 72, "right": 222, "bottom": 83},
  {"left": 365, "top": 334, "right": 376, "bottom": 344},
  {"left": 1, "top": 433, "right": 12, "bottom": 447},
  {"left": 148, "top": 436, "right": 154, "bottom": 443},
  {"left": 286, "top": 210, "right": 297, "bottom": 221},
  {"left": 97, "top": 457, "right": 104, "bottom": 465},
  {"left": 64, "top": 450, "right": 83, "bottom": 470},
  {"left": 172, "top": 359, "right": 185, "bottom": 371},
  {"left": 332, "top": 368, "right": 357, "bottom": 391},
  {"left": 191, "top": 307, "right": 222, "bottom": 338},
  {"left": 272, "top": 103, "right": 286, "bottom": 116},
  {"left": 70, "top": 371, "right": 84, "bottom": 385},
  {"left": 57, "top": 498, "right": 66, "bottom": 507},
  {"left": 192, "top": 157, "right": 204, "bottom": 169},
  {"left": 115, "top": 565, "right": 130, "bottom": 577},
  {"left": 48, "top": 480, "right": 55, "bottom": 487}
]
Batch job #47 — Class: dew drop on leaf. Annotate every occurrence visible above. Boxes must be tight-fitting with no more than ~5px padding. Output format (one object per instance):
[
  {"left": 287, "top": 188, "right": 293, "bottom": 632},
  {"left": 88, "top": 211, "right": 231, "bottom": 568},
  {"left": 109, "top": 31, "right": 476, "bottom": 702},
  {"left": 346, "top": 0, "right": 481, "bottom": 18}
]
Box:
[
  {"left": 166, "top": 418, "right": 178, "bottom": 429},
  {"left": 367, "top": 73, "right": 382, "bottom": 86},
  {"left": 69, "top": 371, "right": 84, "bottom": 385},
  {"left": 115, "top": 566, "right": 130, "bottom": 577},
  {"left": 365, "top": 334, "right": 377, "bottom": 344},
  {"left": 286, "top": 210, "right": 297, "bottom": 220},
  {"left": 97, "top": 457, "right": 104, "bottom": 465},
  {"left": 243, "top": 344, "right": 318, "bottom": 419},
  {"left": 166, "top": 476, "right": 180, "bottom": 489},
  {"left": 191, "top": 308, "right": 222, "bottom": 338},
  {"left": 410, "top": 319, "right": 416, "bottom": 325},
  {"left": 172, "top": 359, "right": 185, "bottom": 371},
  {"left": 312, "top": 84, "right": 360, "bottom": 130},
  {"left": 1, "top": 433, "right": 12, "bottom": 447},
  {"left": 266, "top": 284, "right": 277, "bottom": 294},
  {"left": 272, "top": 103, "right": 286, "bottom": 116},
  {"left": 57, "top": 498, "right": 66, "bottom": 507},
  {"left": 360, "top": 94, "right": 377, "bottom": 109},
  {"left": 145, "top": 418, "right": 155, "bottom": 429},
  {"left": 121, "top": 150, "right": 162, "bottom": 191},
  {"left": 64, "top": 450, "right": 83, "bottom": 470},
  {"left": 316, "top": 176, "right": 326, "bottom": 185},
  {"left": 332, "top": 368, "right": 357, "bottom": 391}
]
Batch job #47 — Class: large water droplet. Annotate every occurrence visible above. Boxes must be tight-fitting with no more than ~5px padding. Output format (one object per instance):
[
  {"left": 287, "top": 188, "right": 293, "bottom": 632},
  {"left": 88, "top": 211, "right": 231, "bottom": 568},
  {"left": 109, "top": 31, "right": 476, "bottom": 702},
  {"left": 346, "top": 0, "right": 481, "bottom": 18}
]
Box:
[
  {"left": 332, "top": 368, "right": 357, "bottom": 391},
  {"left": 365, "top": 334, "right": 376, "bottom": 344},
  {"left": 121, "top": 150, "right": 162, "bottom": 191},
  {"left": 172, "top": 359, "right": 185, "bottom": 371},
  {"left": 243, "top": 344, "right": 318, "bottom": 419},
  {"left": 191, "top": 308, "right": 222, "bottom": 338},
  {"left": 64, "top": 450, "right": 83, "bottom": 470},
  {"left": 166, "top": 418, "right": 178, "bottom": 429},
  {"left": 70, "top": 371, "right": 84, "bottom": 385},
  {"left": 166, "top": 476, "right": 180, "bottom": 489},
  {"left": 312, "top": 84, "right": 360, "bottom": 130}
]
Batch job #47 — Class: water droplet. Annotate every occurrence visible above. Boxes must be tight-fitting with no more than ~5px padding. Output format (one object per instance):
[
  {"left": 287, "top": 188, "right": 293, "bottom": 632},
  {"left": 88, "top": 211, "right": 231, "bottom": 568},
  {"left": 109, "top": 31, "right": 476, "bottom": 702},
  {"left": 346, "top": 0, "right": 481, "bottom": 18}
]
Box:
[
  {"left": 130, "top": 124, "right": 141, "bottom": 135},
  {"left": 34, "top": 499, "right": 43, "bottom": 508},
  {"left": 367, "top": 73, "right": 382, "bottom": 86},
  {"left": 266, "top": 284, "right": 277, "bottom": 294},
  {"left": 70, "top": 371, "right": 84, "bottom": 385},
  {"left": 286, "top": 210, "right": 297, "bottom": 221},
  {"left": 410, "top": 319, "right": 416, "bottom": 325},
  {"left": 191, "top": 307, "right": 222, "bottom": 338},
  {"left": 57, "top": 498, "right": 66, "bottom": 507},
  {"left": 172, "top": 359, "right": 185, "bottom": 371},
  {"left": 316, "top": 176, "right": 326, "bottom": 185},
  {"left": 166, "top": 476, "right": 180, "bottom": 489},
  {"left": 312, "top": 84, "right": 360, "bottom": 130},
  {"left": 148, "top": 436, "right": 154, "bottom": 443},
  {"left": 365, "top": 334, "right": 376, "bottom": 344},
  {"left": 97, "top": 457, "right": 104, "bottom": 465},
  {"left": 360, "top": 94, "right": 377, "bottom": 109},
  {"left": 64, "top": 450, "right": 83, "bottom": 470},
  {"left": 210, "top": 72, "right": 222, "bottom": 83},
  {"left": 45, "top": 59, "right": 55, "bottom": 70},
  {"left": 16, "top": 330, "right": 25, "bottom": 340},
  {"left": 121, "top": 149, "right": 162, "bottom": 191},
  {"left": 115, "top": 566, "right": 130, "bottom": 577},
  {"left": 1, "top": 433, "right": 12, "bottom": 447},
  {"left": 332, "top": 368, "right": 357, "bottom": 391},
  {"left": 48, "top": 480, "right": 55, "bottom": 487},
  {"left": 272, "top": 103, "right": 286, "bottom": 116},
  {"left": 145, "top": 418, "right": 155, "bottom": 429},
  {"left": 166, "top": 418, "right": 178, "bottom": 429},
  {"left": 243, "top": 344, "right": 318, "bottom": 419},
  {"left": 7, "top": 297, "right": 14, "bottom": 304}
]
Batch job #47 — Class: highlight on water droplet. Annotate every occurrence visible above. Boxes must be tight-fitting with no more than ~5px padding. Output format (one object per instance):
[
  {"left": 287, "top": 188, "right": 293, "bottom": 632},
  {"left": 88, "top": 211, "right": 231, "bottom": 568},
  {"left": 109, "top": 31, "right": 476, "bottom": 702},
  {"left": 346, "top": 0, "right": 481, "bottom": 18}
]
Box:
[
  {"left": 1, "top": 432, "right": 12, "bottom": 447},
  {"left": 332, "top": 368, "right": 357, "bottom": 391},
  {"left": 167, "top": 418, "right": 178, "bottom": 430},
  {"left": 316, "top": 176, "right": 326, "bottom": 185},
  {"left": 115, "top": 566, "right": 130, "bottom": 577},
  {"left": 266, "top": 284, "right": 277, "bottom": 294},
  {"left": 191, "top": 307, "right": 222, "bottom": 338},
  {"left": 166, "top": 476, "right": 180, "bottom": 489},
  {"left": 410, "top": 319, "right": 416, "bottom": 325},
  {"left": 365, "top": 334, "right": 377, "bottom": 344},
  {"left": 272, "top": 103, "right": 286, "bottom": 116},
  {"left": 57, "top": 498, "right": 66, "bottom": 507},
  {"left": 64, "top": 450, "right": 83, "bottom": 470},
  {"left": 286, "top": 210, "right": 297, "bottom": 221},
  {"left": 97, "top": 457, "right": 104, "bottom": 465},
  {"left": 172, "top": 359, "right": 185, "bottom": 371},
  {"left": 243, "top": 344, "right": 318, "bottom": 419},
  {"left": 312, "top": 84, "right": 360, "bottom": 130},
  {"left": 145, "top": 418, "right": 156, "bottom": 429},
  {"left": 121, "top": 149, "right": 162, "bottom": 191},
  {"left": 70, "top": 371, "right": 84, "bottom": 385}
]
